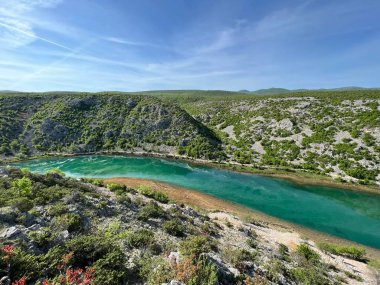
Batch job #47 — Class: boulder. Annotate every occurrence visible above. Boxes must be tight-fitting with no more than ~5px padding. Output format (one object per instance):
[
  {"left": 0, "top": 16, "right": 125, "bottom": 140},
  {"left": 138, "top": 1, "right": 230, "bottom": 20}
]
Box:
[
  {"left": 0, "top": 226, "right": 27, "bottom": 241},
  {"left": 0, "top": 207, "right": 17, "bottom": 224}
]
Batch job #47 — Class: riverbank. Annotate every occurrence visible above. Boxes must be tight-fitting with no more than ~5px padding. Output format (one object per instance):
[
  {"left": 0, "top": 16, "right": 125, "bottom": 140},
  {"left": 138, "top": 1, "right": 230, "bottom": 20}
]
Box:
[
  {"left": 4, "top": 150, "right": 380, "bottom": 195},
  {"left": 105, "top": 176, "right": 380, "bottom": 262}
]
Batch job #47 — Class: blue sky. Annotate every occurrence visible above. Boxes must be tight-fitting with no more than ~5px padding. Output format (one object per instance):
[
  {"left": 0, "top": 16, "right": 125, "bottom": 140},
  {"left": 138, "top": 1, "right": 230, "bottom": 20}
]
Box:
[{"left": 0, "top": 0, "right": 379, "bottom": 92}]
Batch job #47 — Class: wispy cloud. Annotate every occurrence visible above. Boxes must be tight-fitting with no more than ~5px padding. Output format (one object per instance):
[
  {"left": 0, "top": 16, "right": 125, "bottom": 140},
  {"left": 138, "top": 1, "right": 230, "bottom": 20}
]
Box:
[{"left": 0, "top": 0, "right": 68, "bottom": 49}]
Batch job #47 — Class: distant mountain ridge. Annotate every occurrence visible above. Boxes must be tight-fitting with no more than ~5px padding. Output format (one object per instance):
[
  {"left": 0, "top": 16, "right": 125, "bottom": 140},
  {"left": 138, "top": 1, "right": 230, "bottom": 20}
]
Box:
[{"left": 241, "top": 86, "right": 378, "bottom": 95}]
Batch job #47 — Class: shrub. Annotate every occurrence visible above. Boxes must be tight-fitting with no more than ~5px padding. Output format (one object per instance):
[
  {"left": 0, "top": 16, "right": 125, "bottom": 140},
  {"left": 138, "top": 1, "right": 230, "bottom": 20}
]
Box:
[
  {"left": 106, "top": 183, "right": 126, "bottom": 192},
  {"left": 47, "top": 203, "right": 68, "bottom": 216},
  {"left": 291, "top": 267, "right": 328, "bottom": 285},
  {"left": 65, "top": 235, "right": 120, "bottom": 268},
  {"left": 12, "top": 177, "right": 33, "bottom": 197},
  {"left": 234, "top": 249, "right": 256, "bottom": 266},
  {"left": 125, "top": 229, "right": 155, "bottom": 248},
  {"left": 162, "top": 220, "right": 186, "bottom": 237},
  {"left": 138, "top": 185, "right": 169, "bottom": 203},
  {"left": 317, "top": 242, "right": 366, "bottom": 261},
  {"left": 84, "top": 178, "right": 104, "bottom": 187},
  {"left": 92, "top": 250, "right": 128, "bottom": 285},
  {"left": 296, "top": 243, "right": 320, "bottom": 264},
  {"left": 187, "top": 257, "right": 218, "bottom": 285},
  {"left": 10, "top": 197, "right": 33, "bottom": 212},
  {"left": 138, "top": 202, "right": 165, "bottom": 221},
  {"left": 139, "top": 256, "right": 174, "bottom": 284},
  {"left": 28, "top": 228, "right": 57, "bottom": 248},
  {"left": 55, "top": 213, "right": 82, "bottom": 232},
  {"left": 179, "top": 236, "right": 214, "bottom": 258},
  {"left": 278, "top": 243, "right": 290, "bottom": 261},
  {"left": 46, "top": 168, "right": 65, "bottom": 176},
  {"left": 200, "top": 222, "right": 218, "bottom": 236}
]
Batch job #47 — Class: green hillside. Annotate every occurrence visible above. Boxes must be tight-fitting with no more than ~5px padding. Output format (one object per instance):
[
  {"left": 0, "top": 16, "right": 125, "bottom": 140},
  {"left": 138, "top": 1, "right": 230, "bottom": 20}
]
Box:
[
  {"left": 1, "top": 89, "right": 379, "bottom": 186},
  {"left": 0, "top": 93, "right": 222, "bottom": 160}
]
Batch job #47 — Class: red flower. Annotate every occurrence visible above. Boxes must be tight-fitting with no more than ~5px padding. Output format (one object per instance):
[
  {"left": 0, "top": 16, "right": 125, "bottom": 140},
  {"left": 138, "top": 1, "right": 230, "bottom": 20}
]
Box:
[
  {"left": 1, "top": 244, "right": 14, "bottom": 257},
  {"left": 11, "top": 276, "right": 26, "bottom": 285}
]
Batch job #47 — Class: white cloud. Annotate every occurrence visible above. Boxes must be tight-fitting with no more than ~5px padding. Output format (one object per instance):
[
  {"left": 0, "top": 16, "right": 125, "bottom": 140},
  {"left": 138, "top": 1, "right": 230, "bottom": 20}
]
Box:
[{"left": 0, "top": 0, "right": 65, "bottom": 48}]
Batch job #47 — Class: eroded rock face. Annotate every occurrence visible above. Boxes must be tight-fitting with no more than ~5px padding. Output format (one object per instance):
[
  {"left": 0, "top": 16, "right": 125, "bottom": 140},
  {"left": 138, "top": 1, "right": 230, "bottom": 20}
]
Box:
[
  {"left": 66, "top": 97, "right": 96, "bottom": 110},
  {"left": 41, "top": 119, "right": 68, "bottom": 141}
]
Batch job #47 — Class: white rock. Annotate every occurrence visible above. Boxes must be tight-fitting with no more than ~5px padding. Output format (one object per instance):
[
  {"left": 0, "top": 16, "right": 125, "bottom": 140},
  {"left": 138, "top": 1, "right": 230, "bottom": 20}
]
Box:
[{"left": 0, "top": 226, "right": 21, "bottom": 239}]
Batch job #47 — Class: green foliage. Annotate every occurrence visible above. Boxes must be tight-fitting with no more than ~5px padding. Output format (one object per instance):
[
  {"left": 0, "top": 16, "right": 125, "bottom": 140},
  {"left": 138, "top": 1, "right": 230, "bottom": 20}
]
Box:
[
  {"left": 138, "top": 201, "right": 165, "bottom": 221},
  {"left": 162, "top": 219, "right": 186, "bottom": 236},
  {"left": 296, "top": 243, "right": 320, "bottom": 264},
  {"left": 12, "top": 176, "right": 33, "bottom": 197},
  {"left": 46, "top": 168, "right": 65, "bottom": 176},
  {"left": 125, "top": 229, "right": 155, "bottom": 248},
  {"left": 187, "top": 257, "right": 218, "bottom": 285},
  {"left": 179, "top": 236, "right": 214, "bottom": 257},
  {"left": 138, "top": 256, "right": 174, "bottom": 284},
  {"left": 107, "top": 183, "right": 124, "bottom": 191},
  {"left": 54, "top": 213, "right": 82, "bottom": 232},
  {"left": 317, "top": 242, "right": 366, "bottom": 260},
  {"left": 28, "top": 228, "right": 57, "bottom": 248},
  {"left": 92, "top": 250, "right": 129, "bottom": 285},
  {"left": 291, "top": 266, "right": 328, "bottom": 285},
  {"left": 138, "top": 185, "right": 169, "bottom": 203},
  {"left": 47, "top": 203, "right": 69, "bottom": 216}
]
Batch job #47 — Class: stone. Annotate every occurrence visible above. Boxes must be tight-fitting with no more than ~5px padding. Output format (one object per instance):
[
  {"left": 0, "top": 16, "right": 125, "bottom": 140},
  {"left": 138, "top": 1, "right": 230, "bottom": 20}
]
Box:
[
  {"left": 0, "top": 276, "right": 10, "bottom": 285},
  {"left": 0, "top": 226, "right": 27, "bottom": 241},
  {"left": 0, "top": 207, "right": 17, "bottom": 224},
  {"left": 168, "top": 251, "right": 180, "bottom": 264},
  {"left": 27, "top": 224, "right": 41, "bottom": 231}
]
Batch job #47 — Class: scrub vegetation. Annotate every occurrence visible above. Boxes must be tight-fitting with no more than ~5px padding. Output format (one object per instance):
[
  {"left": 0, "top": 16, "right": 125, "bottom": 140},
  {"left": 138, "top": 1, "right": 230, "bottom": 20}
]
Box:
[
  {"left": 0, "top": 168, "right": 373, "bottom": 284},
  {"left": 1, "top": 90, "right": 379, "bottom": 186}
]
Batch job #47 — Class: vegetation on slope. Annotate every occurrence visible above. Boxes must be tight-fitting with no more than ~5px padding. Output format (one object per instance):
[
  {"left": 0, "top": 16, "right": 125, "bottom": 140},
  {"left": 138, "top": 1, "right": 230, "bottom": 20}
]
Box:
[
  {"left": 0, "top": 93, "right": 222, "bottom": 160},
  {"left": 1, "top": 89, "right": 379, "bottom": 186},
  {"left": 0, "top": 168, "right": 370, "bottom": 284}
]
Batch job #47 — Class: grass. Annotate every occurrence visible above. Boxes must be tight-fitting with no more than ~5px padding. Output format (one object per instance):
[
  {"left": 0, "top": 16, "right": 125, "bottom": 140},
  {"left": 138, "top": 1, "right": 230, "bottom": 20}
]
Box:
[{"left": 317, "top": 242, "right": 366, "bottom": 261}]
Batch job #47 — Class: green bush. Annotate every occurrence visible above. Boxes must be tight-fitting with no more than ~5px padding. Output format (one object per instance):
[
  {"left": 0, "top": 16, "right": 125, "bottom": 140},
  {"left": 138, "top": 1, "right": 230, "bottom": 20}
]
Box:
[
  {"left": 291, "top": 267, "right": 328, "bottom": 285},
  {"left": 162, "top": 219, "right": 186, "bottom": 236},
  {"left": 138, "top": 202, "right": 165, "bottom": 221},
  {"left": 296, "top": 243, "right": 320, "bottom": 264},
  {"left": 12, "top": 176, "right": 33, "bottom": 197},
  {"left": 65, "top": 235, "right": 120, "bottom": 268},
  {"left": 55, "top": 213, "right": 82, "bottom": 232},
  {"left": 138, "top": 185, "right": 169, "bottom": 203},
  {"left": 47, "top": 203, "right": 68, "bottom": 216},
  {"left": 28, "top": 228, "right": 57, "bottom": 248},
  {"left": 125, "top": 229, "right": 155, "bottom": 248},
  {"left": 10, "top": 197, "right": 33, "bottom": 212},
  {"left": 93, "top": 250, "right": 129, "bottom": 285},
  {"left": 317, "top": 242, "right": 366, "bottom": 261},
  {"left": 106, "top": 183, "right": 126, "bottom": 192},
  {"left": 46, "top": 168, "right": 65, "bottom": 176},
  {"left": 179, "top": 236, "right": 214, "bottom": 258},
  {"left": 188, "top": 257, "right": 218, "bottom": 285}
]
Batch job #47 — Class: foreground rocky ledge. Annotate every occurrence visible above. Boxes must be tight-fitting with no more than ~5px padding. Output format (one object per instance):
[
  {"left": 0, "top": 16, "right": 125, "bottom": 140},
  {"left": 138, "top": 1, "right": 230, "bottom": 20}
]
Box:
[{"left": 0, "top": 168, "right": 378, "bottom": 284}]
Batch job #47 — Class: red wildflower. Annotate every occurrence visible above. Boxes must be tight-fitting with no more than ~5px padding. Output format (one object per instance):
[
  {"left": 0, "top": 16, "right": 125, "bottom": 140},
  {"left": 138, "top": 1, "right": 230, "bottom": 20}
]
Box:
[
  {"left": 1, "top": 244, "right": 14, "bottom": 256},
  {"left": 11, "top": 276, "right": 26, "bottom": 285},
  {"left": 83, "top": 268, "right": 94, "bottom": 284}
]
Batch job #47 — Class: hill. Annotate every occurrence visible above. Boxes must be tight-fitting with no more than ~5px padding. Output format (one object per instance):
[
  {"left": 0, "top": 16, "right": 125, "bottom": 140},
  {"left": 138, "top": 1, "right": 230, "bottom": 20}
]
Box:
[
  {"left": 0, "top": 93, "right": 222, "bottom": 160},
  {"left": 0, "top": 89, "right": 379, "bottom": 186}
]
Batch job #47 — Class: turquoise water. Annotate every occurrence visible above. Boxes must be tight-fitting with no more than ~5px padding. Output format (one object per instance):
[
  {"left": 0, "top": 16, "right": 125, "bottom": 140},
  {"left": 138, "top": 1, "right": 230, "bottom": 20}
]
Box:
[{"left": 13, "top": 155, "right": 380, "bottom": 249}]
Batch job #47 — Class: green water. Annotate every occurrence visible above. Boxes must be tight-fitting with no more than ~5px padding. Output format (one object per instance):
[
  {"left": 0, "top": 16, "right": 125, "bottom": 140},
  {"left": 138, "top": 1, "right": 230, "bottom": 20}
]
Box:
[{"left": 13, "top": 155, "right": 380, "bottom": 249}]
